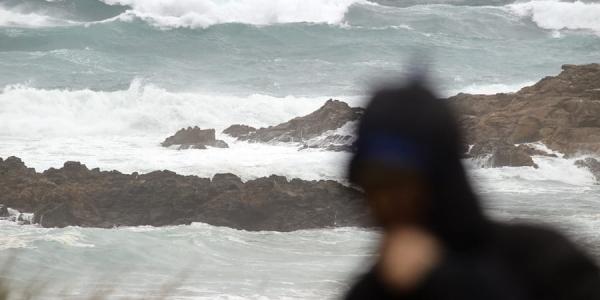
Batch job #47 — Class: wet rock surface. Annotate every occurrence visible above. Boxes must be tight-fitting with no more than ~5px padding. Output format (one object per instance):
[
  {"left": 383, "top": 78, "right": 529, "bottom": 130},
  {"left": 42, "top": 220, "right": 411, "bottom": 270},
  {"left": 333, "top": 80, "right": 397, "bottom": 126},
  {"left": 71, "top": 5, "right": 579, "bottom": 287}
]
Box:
[
  {"left": 0, "top": 204, "right": 8, "bottom": 218},
  {"left": 451, "top": 64, "right": 600, "bottom": 157},
  {"left": 229, "top": 99, "right": 363, "bottom": 151},
  {"left": 222, "top": 124, "right": 257, "bottom": 139},
  {"left": 162, "top": 127, "right": 229, "bottom": 150},
  {"left": 449, "top": 63, "right": 600, "bottom": 179},
  {"left": 0, "top": 157, "right": 372, "bottom": 230},
  {"left": 470, "top": 141, "right": 539, "bottom": 168}
]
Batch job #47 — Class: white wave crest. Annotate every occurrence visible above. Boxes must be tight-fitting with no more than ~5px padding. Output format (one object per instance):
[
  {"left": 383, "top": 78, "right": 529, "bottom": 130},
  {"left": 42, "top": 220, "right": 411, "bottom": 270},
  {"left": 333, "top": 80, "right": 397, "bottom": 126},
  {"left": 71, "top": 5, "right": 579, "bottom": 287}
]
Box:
[
  {"left": 0, "top": 6, "right": 67, "bottom": 28},
  {"left": 101, "top": 0, "right": 367, "bottom": 28},
  {"left": 0, "top": 80, "right": 341, "bottom": 137},
  {"left": 508, "top": 0, "right": 600, "bottom": 35}
]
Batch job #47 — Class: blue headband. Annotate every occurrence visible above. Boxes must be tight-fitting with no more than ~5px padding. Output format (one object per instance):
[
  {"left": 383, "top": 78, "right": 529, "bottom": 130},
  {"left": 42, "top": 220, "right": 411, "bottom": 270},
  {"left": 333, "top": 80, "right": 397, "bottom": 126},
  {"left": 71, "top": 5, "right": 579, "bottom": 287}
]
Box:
[{"left": 357, "top": 133, "right": 426, "bottom": 170}]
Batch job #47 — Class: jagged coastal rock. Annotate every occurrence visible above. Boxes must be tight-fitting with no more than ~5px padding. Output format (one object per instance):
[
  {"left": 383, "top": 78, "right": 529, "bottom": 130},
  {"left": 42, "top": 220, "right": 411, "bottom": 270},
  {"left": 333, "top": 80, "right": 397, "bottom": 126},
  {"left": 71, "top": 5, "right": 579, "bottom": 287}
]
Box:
[
  {"left": 224, "top": 64, "right": 600, "bottom": 160},
  {"left": 0, "top": 204, "right": 8, "bottom": 218},
  {"left": 450, "top": 64, "right": 600, "bottom": 157},
  {"left": 3, "top": 64, "right": 600, "bottom": 230},
  {"left": 469, "top": 140, "right": 539, "bottom": 168},
  {"left": 224, "top": 99, "right": 363, "bottom": 151},
  {"left": 0, "top": 157, "right": 372, "bottom": 230},
  {"left": 162, "top": 127, "right": 229, "bottom": 149},
  {"left": 222, "top": 124, "right": 257, "bottom": 139}
]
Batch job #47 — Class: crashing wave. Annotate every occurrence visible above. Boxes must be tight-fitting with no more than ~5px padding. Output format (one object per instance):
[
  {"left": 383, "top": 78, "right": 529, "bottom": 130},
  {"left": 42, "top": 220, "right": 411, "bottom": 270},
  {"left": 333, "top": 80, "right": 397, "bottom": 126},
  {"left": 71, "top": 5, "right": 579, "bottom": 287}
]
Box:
[
  {"left": 0, "top": 205, "right": 34, "bottom": 225},
  {"left": 508, "top": 0, "right": 600, "bottom": 35},
  {"left": 0, "top": 81, "right": 339, "bottom": 137},
  {"left": 100, "top": 0, "right": 369, "bottom": 29},
  {"left": 0, "top": 6, "right": 71, "bottom": 28}
]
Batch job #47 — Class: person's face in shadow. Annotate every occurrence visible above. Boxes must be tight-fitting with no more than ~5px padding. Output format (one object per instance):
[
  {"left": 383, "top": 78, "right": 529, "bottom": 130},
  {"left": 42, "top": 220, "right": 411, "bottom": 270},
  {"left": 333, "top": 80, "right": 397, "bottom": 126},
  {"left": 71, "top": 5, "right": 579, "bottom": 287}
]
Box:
[
  {"left": 359, "top": 168, "right": 442, "bottom": 290},
  {"left": 359, "top": 168, "right": 430, "bottom": 231}
]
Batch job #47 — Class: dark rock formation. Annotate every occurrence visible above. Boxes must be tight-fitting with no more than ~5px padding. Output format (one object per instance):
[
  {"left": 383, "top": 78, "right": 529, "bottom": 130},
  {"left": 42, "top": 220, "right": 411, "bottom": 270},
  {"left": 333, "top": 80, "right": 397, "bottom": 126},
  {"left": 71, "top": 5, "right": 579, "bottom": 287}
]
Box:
[
  {"left": 470, "top": 141, "right": 538, "bottom": 168},
  {"left": 0, "top": 204, "right": 8, "bottom": 218},
  {"left": 300, "top": 134, "right": 357, "bottom": 152},
  {"left": 0, "top": 157, "right": 372, "bottom": 231},
  {"left": 162, "top": 127, "right": 229, "bottom": 150},
  {"left": 222, "top": 124, "right": 257, "bottom": 139},
  {"left": 450, "top": 64, "right": 600, "bottom": 157},
  {"left": 232, "top": 99, "right": 363, "bottom": 151},
  {"left": 575, "top": 157, "right": 600, "bottom": 182}
]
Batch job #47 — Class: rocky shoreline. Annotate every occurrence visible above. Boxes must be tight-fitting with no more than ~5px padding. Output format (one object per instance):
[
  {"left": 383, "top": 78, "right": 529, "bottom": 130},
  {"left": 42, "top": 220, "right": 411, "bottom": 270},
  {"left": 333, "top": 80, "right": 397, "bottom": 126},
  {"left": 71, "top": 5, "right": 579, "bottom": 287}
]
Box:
[
  {"left": 0, "top": 156, "right": 371, "bottom": 230},
  {"left": 161, "top": 64, "right": 600, "bottom": 172},
  {"left": 452, "top": 64, "right": 600, "bottom": 169},
  {"left": 2, "top": 63, "right": 600, "bottom": 230}
]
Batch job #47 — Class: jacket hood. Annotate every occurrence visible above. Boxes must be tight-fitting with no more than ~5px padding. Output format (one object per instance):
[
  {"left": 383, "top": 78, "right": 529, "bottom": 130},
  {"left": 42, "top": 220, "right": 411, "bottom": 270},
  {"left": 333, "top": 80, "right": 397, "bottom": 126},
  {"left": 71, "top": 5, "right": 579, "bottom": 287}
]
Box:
[{"left": 349, "top": 82, "right": 491, "bottom": 251}]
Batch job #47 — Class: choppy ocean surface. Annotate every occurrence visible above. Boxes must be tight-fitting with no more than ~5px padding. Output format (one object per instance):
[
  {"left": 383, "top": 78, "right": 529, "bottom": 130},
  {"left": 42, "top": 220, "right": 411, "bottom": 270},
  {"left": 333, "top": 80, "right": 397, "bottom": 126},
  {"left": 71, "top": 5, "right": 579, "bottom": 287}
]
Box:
[{"left": 1, "top": 0, "right": 600, "bottom": 298}]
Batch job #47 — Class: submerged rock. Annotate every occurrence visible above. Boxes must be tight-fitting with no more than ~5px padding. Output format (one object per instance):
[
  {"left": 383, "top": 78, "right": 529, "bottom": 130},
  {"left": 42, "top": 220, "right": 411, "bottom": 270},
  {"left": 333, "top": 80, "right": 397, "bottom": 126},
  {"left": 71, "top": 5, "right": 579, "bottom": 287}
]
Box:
[
  {"left": 0, "top": 157, "right": 372, "bottom": 231},
  {"left": 162, "top": 127, "right": 229, "bottom": 150}
]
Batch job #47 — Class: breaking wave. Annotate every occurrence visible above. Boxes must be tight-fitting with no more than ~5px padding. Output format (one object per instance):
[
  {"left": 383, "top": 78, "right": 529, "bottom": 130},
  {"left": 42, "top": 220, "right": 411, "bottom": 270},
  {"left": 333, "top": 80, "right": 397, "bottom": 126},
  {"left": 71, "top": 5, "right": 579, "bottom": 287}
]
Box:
[
  {"left": 508, "top": 0, "right": 600, "bottom": 34},
  {"left": 102, "top": 0, "right": 370, "bottom": 28},
  {"left": 0, "top": 6, "right": 69, "bottom": 28},
  {"left": 1, "top": 0, "right": 599, "bottom": 34},
  {"left": 0, "top": 81, "right": 355, "bottom": 137}
]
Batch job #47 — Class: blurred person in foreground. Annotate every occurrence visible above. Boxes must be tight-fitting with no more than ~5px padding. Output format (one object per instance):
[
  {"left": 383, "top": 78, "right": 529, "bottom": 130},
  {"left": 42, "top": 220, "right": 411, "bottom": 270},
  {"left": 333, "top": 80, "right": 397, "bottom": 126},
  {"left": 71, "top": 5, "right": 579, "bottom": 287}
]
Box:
[{"left": 344, "top": 81, "right": 600, "bottom": 299}]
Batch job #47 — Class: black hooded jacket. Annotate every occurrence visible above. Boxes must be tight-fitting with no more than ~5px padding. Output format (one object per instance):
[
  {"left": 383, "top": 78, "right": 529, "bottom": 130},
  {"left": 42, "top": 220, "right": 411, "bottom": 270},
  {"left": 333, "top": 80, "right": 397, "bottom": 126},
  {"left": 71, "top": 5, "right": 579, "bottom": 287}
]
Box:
[{"left": 345, "top": 83, "right": 600, "bottom": 299}]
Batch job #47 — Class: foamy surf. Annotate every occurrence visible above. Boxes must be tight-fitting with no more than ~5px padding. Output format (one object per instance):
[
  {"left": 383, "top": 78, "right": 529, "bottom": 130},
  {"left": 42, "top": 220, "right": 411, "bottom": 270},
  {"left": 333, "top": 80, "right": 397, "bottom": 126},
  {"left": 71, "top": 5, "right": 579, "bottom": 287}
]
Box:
[
  {"left": 0, "top": 7, "right": 69, "bottom": 28},
  {"left": 508, "top": 0, "right": 600, "bottom": 35},
  {"left": 2, "top": 0, "right": 599, "bottom": 36},
  {"left": 0, "top": 81, "right": 363, "bottom": 137},
  {"left": 0, "top": 221, "right": 378, "bottom": 299},
  {"left": 101, "top": 0, "right": 370, "bottom": 29}
]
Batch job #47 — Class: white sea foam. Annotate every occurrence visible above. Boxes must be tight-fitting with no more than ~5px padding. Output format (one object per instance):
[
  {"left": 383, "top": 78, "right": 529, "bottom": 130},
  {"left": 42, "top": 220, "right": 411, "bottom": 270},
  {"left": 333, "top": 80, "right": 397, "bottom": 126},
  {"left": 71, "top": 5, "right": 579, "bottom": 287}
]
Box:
[
  {"left": 468, "top": 152, "right": 597, "bottom": 195},
  {"left": 0, "top": 6, "right": 67, "bottom": 28},
  {"left": 0, "top": 82, "right": 359, "bottom": 182},
  {"left": 0, "top": 220, "right": 378, "bottom": 299},
  {"left": 508, "top": 0, "right": 600, "bottom": 35},
  {"left": 446, "top": 81, "right": 535, "bottom": 96},
  {"left": 0, "top": 81, "right": 360, "bottom": 137},
  {"left": 101, "top": 0, "right": 368, "bottom": 28}
]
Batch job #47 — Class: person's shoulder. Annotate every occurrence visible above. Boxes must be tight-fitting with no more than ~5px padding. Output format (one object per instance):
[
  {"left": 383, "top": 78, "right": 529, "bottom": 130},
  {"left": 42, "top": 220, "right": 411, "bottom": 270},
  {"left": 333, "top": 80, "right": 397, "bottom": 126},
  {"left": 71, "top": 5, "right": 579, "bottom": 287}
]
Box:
[
  {"left": 344, "top": 268, "right": 388, "bottom": 300},
  {"left": 492, "top": 223, "right": 600, "bottom": 299},
  {"left": 492, "top": 222, "right": 597, "bottom": 268},
  {"left": 494, "top": 222, "right": 568, "bottom": 244}
]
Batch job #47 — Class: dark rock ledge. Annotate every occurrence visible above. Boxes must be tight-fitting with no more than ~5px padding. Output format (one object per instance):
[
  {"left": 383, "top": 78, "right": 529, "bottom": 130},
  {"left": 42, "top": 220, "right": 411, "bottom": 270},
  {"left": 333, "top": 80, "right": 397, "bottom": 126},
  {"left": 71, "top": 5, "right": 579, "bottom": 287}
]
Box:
[
  {"left": 161, "top": 127, "right": 228, "bottom": 150},
  {"left": 222, "top": 99, "right": 363, "bottom": 152},
  {"left": 0, "top": 156, "right": 372, "bottom": 230},
  {"left": 451, "top": 63, "right": 600, "bottom": 161}
]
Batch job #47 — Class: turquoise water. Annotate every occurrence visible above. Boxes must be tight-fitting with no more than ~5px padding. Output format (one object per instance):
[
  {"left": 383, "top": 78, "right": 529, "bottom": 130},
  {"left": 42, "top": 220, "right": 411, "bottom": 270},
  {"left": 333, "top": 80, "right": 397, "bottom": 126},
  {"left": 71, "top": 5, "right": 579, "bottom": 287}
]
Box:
[{"left": 1, "top": 0, "right": 599, "bottom": 95}]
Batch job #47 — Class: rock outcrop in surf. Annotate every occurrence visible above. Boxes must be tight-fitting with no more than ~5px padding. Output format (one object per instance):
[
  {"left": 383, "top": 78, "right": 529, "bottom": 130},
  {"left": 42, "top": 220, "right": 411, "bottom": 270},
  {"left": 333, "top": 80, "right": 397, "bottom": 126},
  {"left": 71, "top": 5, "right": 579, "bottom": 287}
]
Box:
[
  {"left": 162, "top": 127, "right": 229, "bottom": 149},
  {"left": 0, "top": 204, "right": 8, "bottom": 218},
  {"left": 451, "top": 64, "right": 600, "bottom": 162},
  {"left": 0, "top": 157, "right": 372, "bottom": 230},
  {"left": 223, "top": 99, "right": 363, "bottom": 151},
  {"left": 175, "top": 64, "right": 600, "bottom": 174},
  {"left": 222, "top": 124, "right": 256, "bottom": 139},
  {"left": 468, "top": 140, "right": 540, "bottom": 168},
  {"left": 575, "top": 158, "right": 600, "bottom": 182}
]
